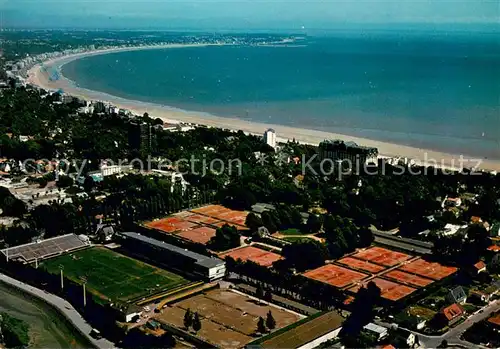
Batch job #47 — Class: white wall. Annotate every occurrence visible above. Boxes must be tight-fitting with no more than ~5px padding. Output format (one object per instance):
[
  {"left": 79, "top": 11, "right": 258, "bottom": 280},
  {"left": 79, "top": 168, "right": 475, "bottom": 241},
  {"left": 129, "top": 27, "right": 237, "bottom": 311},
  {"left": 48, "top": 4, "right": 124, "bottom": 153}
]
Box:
[
  {"left": 296, "top": 327, "right": 342, "bottom": 349},
  {"left": 125, "top": 311, "right": 142, "bottom": 322},
  {"left": 208, "top": 265, "right": 226, "bottom": 280}
]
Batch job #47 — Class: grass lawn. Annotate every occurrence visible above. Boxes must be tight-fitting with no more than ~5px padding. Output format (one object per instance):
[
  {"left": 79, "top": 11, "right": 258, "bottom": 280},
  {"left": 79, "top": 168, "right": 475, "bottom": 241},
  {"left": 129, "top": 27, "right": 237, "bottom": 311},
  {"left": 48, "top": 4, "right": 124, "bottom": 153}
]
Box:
[
  {"left": 279, "top": 228, "right": 304, "bottom": 236},
  {"left": 418, "top": 296, "right": 447, "bottom": 312},
  {"left": 408, "top": 305, "right": 436, "bottom": 320},
  {"left": 40, "top": 247, "right": 187, "bottom": 303},
  {"left": 282, "top": 237, "right": 314, "bottom": 243},
  {"left": 462, "top": 303, "right": 479, "bottom": 313}
]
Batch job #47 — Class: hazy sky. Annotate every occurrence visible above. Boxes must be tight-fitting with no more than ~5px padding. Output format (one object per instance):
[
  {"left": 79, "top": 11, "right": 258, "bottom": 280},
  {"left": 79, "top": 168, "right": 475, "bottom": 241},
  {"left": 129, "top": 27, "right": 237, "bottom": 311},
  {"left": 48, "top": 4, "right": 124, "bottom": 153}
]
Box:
[{"left": 3, "top": 0, "right": 499, "bottom": 30}]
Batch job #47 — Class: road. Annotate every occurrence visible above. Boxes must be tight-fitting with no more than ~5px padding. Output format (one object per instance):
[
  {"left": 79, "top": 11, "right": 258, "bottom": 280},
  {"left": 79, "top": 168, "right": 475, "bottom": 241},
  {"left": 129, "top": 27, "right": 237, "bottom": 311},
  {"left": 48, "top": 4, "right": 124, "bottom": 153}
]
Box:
[
  {"left": 378, "top": 300, "right": 500, "bottom": 349},
  {"left": 0, "top": 273, "right": 115, "bottom": 349}
]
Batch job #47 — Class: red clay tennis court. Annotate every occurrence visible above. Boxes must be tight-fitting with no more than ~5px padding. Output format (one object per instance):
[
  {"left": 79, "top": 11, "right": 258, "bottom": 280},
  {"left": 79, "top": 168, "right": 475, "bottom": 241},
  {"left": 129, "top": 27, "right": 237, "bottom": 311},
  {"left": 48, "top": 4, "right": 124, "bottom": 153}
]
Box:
[
  {"left": 191, "top": 204, "right": 232, "bottom": 216},
  {"left": 348, "top": 277, "right": 417, "bottom": 301},
  {"left": 177, "top": 226, "right": 217, "bottom": 245},
  {"left": 336, "top": 257, "right": 387, "bottom": 273},
  {"left": 220, "top": 246, "right": 282, "bottom": 267},
  {"left": 173, "top": 211, "right": 195, "bottom": 219},
  {"left": 216, "top": 211, "right": 248, "bottom": 226},
  {"left": 399, "top": 258, "right": 458, "bottom": 280},
  {"left": 351, "top": 247, "right": 412, "bottom": 267},
  {"left": 186, "top": 214, "right": 221, "bottom": 225},
  {"left": 382, "top": 270, "right": 434, "bottom": 287},
  {"left": 303, "top": 264, "right": 368, "bottom": 289},
  {"left": 145, "top": 217, "right": 198, "bottom": 233},
  {"left": 190, "top": 205, "right": 248, "bottom": 227}
]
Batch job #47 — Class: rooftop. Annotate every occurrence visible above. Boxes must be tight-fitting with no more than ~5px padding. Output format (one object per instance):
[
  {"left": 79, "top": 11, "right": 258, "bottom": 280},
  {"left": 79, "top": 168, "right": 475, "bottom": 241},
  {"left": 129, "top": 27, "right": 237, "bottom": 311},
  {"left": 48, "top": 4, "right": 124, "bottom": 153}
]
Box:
[
  {"left": 363, "top": 322, "right": 388, "bottom": 335},
  {"left": 488, "top": 245, "right": 500, "bottom": 252},
  {"left": 0, "top": 234, "right": 90, "bottom": 264},
  {"left": 448, "top": 286, "right": 467, "bottom": 302},
  {"left": 256, "top": 311, "right": 344, "bottom": 349},
  {"left": 118, "top": 232, "right": 224, "bottom": 269},
  {"left": 474, "top": 261, "right": 487, "bottom": 270},
  {"left": 487, "top": 314, "right": 500, "bottom": 327},
  {"left": 441, "top": 303, "right": 463, "bottom": 321}
]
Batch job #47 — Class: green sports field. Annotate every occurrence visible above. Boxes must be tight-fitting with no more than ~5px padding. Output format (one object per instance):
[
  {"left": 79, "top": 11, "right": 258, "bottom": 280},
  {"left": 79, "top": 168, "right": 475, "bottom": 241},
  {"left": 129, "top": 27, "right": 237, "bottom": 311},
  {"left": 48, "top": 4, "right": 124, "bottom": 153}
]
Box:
[{"left": 40, "top": 247, "right": 188, "bottom": 303}]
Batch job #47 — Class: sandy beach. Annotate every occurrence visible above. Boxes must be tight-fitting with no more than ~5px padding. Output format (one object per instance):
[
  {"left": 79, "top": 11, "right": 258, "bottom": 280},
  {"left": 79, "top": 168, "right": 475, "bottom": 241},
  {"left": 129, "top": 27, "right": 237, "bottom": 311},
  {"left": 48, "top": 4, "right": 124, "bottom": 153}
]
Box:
[{"left": 26, "top": 45, "right": 500, "bottom": 172}]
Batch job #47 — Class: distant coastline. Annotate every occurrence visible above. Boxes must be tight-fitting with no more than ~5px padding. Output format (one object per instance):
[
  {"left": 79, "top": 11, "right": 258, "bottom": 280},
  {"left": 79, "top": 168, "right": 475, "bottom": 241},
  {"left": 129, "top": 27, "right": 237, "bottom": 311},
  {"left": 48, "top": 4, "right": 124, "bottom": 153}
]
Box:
[{"left": 26, "top": 44, "right": 500, "bottom": 172}]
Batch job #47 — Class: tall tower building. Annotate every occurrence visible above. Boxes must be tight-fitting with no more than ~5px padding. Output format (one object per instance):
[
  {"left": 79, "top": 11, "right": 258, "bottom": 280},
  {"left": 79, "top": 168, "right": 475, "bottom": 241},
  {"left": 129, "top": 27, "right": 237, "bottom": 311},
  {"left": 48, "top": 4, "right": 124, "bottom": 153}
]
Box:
[
  {"left": 264, "top": 128, "right": 277, "bottom": 149},
  {"left": 128, "top": 121, "right": 152, "bottom": 154}
]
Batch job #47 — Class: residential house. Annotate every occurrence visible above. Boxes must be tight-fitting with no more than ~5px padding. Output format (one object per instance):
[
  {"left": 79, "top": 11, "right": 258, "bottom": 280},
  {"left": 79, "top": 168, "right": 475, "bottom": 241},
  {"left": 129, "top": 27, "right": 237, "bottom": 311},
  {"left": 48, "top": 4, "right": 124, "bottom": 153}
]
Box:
[
  {"left": 471, "top": 216, "right": 483, "bottom": 224},
  {"left": 488, "top": 244, "right": 500, "bottom": 252},
  {"left": 293, "top": 174, "right": 304, "bottom": 188},
  {"left": 487, "top": 314, "right": 500, "bottom": 331},
  {"left": 446, "top": 286, "right": 467, "bottom": 304},
  {"left": 95, "top": 223, "right": 115, "bottom": 242},
  {"left": 406, "top": 333, "right": 420, "bottom": 348},
  {"left": 468, "top": 290, "right": 490, "bottom": 305},
  {"left": 120, "top": 304, "right": 143, "bottom": 322},
  {"left": 473, "top": 261, "right": 487, "bottom": 274},
  {"left": 435, "top": 303, "right": 464, "bottom": 327},
  {"left": 443, "top": 223, "right": 467, "bottom": 236},
  {"left": 443, "top": 197, "right": 462, "bottom": 208},
  {"left": 363, "top": 323, "right": 388, "bottom": 340}
]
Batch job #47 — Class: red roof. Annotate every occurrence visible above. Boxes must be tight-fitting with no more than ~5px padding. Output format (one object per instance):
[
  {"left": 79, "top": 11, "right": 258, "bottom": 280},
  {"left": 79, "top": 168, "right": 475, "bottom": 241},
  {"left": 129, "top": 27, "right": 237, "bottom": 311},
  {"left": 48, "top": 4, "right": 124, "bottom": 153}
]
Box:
[
  {"left": 471, "top": 216, "right": 482, "bottom": 223},
  {"left": 488, "top": 314, "right": 500, "bottom": 327},
  {"left": 474, "top": 261, "right": 486, "bottom": 270},
  {"left": 379, "top": 345, "right": 396, "bottom": 349},
  {"left": 343, "top": 296, "right": 355, "bottom": 305},
  {"left": 442, "top": 303, "right": 463, "bottom": 321},
  {"left": 488, "top": 245, "right": 500, "bottom": 252}
]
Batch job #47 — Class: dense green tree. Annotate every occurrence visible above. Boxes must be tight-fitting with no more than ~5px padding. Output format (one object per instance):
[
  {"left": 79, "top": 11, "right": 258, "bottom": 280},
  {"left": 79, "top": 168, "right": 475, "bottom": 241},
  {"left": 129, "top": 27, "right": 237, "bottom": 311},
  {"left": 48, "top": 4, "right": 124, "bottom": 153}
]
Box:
[
  {"left": 56, "top": 175, "right": 74, "bottom": 188},
  {"left": 340, "top": 281, "right": 381, "bottom": 339},
  {"left": 266, "top": 311, "right": 276, "bottom": 330},
  {"left": 192, "top": 312, "right": 201, "bottom": 333},
  {"left": 0, "top": 312, "right": 30, "bottom": 348},
  {"left": 281, "top": 240, "right": 329, "bottom": 271},
  {"left": 261, "top": 211, "right": 278, "bottom": 234},
  {"left": 83, "top": 176, "right": 95, "bottom": 193},
  {"left": 208, "top": 224, "right": 240, "bottom": 251},
  {"left": 2, "top": 222, "right": 38, "bottom": 246},
  {"left": 305, "top": 214, "right": 322, "bottom": 234},
  {"left": 257, "top": 317, "right": 266, "bottom": 334},
  {"left": 183, "top": 308, "right": 192, "bottom": 329},
  {"left": 245, "top": 212, "right": 263, "bottom": 232},
  {"left": 290, "top": 207, "right": 303, "bottom": 228},
  {"left": 489, "top": 254, "right": 500, "bottom": 274}
]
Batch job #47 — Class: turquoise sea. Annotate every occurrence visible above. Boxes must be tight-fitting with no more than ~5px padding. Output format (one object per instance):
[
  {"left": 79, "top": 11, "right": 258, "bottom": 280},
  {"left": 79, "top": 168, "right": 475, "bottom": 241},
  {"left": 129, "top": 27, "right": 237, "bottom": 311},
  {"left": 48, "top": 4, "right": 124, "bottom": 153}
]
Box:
[{"left": 62, "top": 34, "right": 500, "bottom": 159}]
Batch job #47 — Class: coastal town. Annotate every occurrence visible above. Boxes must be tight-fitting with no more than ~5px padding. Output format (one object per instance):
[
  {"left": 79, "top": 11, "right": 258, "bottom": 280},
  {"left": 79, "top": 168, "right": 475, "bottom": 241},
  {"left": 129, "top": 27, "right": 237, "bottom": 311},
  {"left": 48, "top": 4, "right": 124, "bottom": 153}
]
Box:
[{"left": 0, "top": 30, "right": 499, "bottom": 349}]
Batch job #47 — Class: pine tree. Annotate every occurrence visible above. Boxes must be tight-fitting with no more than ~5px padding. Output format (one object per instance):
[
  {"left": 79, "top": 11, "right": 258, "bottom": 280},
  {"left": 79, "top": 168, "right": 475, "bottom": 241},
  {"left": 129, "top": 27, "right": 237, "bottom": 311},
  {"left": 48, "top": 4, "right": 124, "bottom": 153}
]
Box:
[
  {"left": 183, "top": 308, "right": 192, "bottom": 329},
  {"left": 192, "top": 312, "right": 202, "bottom": 332},
  {"left": 266, "top": 310, "right": 276, "bottom": 330},
  {"left": 257, "top": 316, "right": 266, "bottom": 334}
]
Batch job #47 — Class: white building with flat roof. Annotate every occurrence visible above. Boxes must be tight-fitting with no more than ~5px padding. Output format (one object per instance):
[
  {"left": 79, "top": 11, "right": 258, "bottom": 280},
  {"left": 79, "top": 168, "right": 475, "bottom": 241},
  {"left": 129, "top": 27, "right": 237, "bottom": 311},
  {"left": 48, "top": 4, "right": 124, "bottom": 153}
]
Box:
[
  {"left": 264, "top": 128, "right": 276, "bottom": 149},
  {"left": 363, "top": 323, "right": 388, "bottom": 340}
]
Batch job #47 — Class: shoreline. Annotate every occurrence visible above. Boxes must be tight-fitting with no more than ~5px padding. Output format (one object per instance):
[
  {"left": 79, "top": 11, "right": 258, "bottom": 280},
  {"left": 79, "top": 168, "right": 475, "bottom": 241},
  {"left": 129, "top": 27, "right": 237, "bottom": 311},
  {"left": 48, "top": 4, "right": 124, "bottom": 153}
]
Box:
[{"left": 26, "top": 44, "right": 500, "bottom": 172}]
